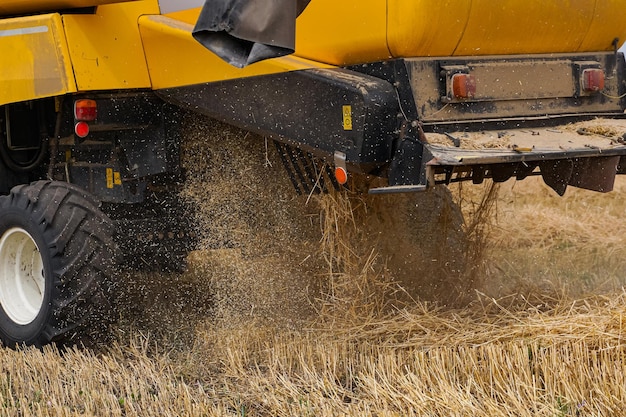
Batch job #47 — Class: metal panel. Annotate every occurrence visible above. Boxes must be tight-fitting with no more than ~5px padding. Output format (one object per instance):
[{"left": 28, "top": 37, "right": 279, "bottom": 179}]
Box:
[
  {"left": 297, "top": 0, "right": 626, "bottom": 65},
  {"left": 157, "top": 68, "right": 399, "bottom": 169},
  {"left": 62, "top": 1, "right": 159, "bottom": 91},
  {"left": 450, "top": 61, "right": 575, "bottom": 102},
  {"left": 387, "top": 0, "right": 471, "bottom": 58},
  {"left": 0, "top": 13, "right": 76, "bottom": 106},
  {"left": 453, "top": 0, "right": 595, "bottom": 56},
  {"left": 580, "top": 0, "right": 626, "bottom": 51},
  {"left": 138, "top": 14, "right": 332, "bottom": 89},
  {"left": 408, "top": 54, "right": 623, "bottom": 124},
  {"left": 294, "top": 0, "right": 389, "bottom": 66}
]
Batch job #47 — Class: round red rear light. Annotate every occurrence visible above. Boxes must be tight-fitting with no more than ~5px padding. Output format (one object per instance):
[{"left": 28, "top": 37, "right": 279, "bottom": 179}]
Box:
[{"left": 75, "top": 121, "right": 90, "bottom": 138}]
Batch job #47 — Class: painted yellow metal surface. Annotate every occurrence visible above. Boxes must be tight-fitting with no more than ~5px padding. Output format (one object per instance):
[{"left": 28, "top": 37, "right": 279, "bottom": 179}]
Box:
[
  {"left": 386, "top": 0, "right": 471, "bottom": 58},
  {"left": 138, "top": 14, "right": 333, "bottom": 90},
  {"left": 454, "top": 0, "right": 595, "bottom": 55},
  {"left": 62, "top": 0, "right": 159, "bottom": 91},
  {"left": 295, "top": 0, "right": 390, "bottom": 66},
  {"left": 0, "top": 0, "right": 137, "bottom": 16},
  {"left": 453, "top": 0, "right": 626, "bottom": 56},
  {"left": 296, "top": 0, "right": 626, "bottom": 64},
  {"left": 579, "top": 0, "right": 626, "bottom": 51},
  {"left": 0, "top": 13, "right": 76, "bottom": 106}
]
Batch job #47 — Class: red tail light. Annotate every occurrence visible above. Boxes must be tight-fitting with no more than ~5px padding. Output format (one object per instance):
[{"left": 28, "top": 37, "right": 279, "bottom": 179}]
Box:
[
  {"left": 74, "top": 99, "right": 97, "bottom": 121},
  {"left": 581, "top": 68, "right": 605, "bottom": 93},
  {"left": 74, "top": 121, "right": 90, "bottom": 138},
  {"left": 451, "top": 73, "right": 476, "bottom": 100}
]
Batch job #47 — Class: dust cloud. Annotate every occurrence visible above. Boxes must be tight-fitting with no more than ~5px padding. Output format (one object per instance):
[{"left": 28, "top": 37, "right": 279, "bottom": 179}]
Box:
[{"left": 115, "top": 116, "right": 485, "bottom": 342}]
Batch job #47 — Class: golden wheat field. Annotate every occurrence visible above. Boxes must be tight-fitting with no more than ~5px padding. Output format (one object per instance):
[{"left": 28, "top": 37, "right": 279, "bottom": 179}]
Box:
[{"left": 1, "top": 121, "right": 626, "bottom": 416}]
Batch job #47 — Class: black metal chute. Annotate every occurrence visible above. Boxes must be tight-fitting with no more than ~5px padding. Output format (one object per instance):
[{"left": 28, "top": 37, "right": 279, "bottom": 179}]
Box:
[{"left": 192, "top": 0, "right": 311, "bottom": 68}]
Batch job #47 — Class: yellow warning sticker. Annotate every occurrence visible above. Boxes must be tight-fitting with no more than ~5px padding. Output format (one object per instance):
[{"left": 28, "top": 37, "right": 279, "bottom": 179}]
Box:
[
  {"left": 342, "top": 105, "right": 353, "bottom": 131},
  {"left": 106, "top": 168, "right": 113, "bottom": 189},
  {"left": 114, "top": 171, "right": 122, "bottom": 185}
]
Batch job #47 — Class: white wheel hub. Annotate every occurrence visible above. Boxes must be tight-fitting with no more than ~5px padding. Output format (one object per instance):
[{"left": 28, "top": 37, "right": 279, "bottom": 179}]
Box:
[{"left": 0, "top": 227, "right": 45, "bottom": 325}]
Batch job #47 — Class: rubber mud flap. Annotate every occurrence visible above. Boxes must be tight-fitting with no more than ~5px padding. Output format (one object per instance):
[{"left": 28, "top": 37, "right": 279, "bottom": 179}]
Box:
[
  {"left": 389, "top": 139, "right": 424, "bottom": 186},
  {"left": 192, "top": 0, "right": 310, "bottom": 67}
]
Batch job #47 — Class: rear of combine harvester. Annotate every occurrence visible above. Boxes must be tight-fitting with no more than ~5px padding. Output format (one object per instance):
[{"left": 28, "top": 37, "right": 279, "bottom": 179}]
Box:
[{"left": 1, "top": 0, "right": 626, "bottom": 347}]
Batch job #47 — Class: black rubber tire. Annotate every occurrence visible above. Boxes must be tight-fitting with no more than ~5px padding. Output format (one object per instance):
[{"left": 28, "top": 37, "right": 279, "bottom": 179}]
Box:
[{"left": 0, "top": 181, "right": 118, "bottom": 347}]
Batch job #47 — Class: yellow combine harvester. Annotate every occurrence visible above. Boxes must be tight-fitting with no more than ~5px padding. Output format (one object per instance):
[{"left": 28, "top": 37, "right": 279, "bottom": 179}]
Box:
[{"left": 0, "top": 0, "right": 626, "bottom": 346}]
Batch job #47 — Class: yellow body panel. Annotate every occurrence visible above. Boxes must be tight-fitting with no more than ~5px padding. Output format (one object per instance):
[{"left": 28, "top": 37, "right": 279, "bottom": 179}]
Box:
[
  {"left": 453, "top": 0, "right": 595, "bottom": 55},
  {"left": 62, "top": 0, "right": 159, "bottom": 91},
  {"left": 579, "top": 0, "right": 626, "bottom": 51},
  {"left": 295, "top": 0, "right": 390, "bottom": 66},
  {"left": 0, "top": 14, "right": 76, "bottom": 106},
  {"left": 453, "top": 0, "right": 626, "bottom": 56},
  {"left": 295, "top": 0, "right": 626, "bottom": 65},
  {"left": 386, "top": 0, "right": 471, "bottom": 58},
  {"left": 138, "top": 14, "right": 333, "bottom": 90}
]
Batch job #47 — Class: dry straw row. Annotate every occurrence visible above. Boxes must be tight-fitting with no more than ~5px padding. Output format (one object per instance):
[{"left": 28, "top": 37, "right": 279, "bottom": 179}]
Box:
[{"left": 1, "top": 290, "right": 625, "bottom": 416}]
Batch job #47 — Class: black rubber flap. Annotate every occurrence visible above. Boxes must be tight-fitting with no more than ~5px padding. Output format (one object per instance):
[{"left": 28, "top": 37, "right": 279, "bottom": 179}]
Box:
[{"left": 192, "top": 0, "right": 310, "bottom": 68}]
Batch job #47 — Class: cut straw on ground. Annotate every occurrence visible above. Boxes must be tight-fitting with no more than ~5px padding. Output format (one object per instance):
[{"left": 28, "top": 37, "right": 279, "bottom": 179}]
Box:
[{"left": 2, "top": 292, "right": 625, "bottom": 416}]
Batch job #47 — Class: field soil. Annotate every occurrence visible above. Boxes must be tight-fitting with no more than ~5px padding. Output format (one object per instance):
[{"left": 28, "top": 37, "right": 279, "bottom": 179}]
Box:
[{"left": 1, "top": 121, "right": 626, "bottom": 416}]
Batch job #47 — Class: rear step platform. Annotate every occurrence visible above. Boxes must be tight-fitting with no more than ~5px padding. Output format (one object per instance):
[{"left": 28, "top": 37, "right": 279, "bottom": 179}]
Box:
[{"left": 420, "top": 118, "right": 626, "bottom": 195}]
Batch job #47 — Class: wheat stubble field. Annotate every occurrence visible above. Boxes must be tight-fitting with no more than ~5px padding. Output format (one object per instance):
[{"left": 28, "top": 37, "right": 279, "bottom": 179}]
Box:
[{"left": 1, "top": 121, "right": 626, "bottom": 416}]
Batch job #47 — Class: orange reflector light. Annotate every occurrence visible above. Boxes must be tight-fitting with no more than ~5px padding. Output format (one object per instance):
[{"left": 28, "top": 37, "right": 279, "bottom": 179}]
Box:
[
  {"left": 75, "top": 121, "right": 90, "bottom": 138},
  {"left": 334, "top": 166, "right": 348, "bottom": 185},
  {"left": 582, "top": 68, "right": 605, "bottom": 92},
  {"left": 451, "top": 73, "right": 476, "bottom": 99},
  {"left": 74, "top": 99, "right": 97, "bottom": 121}
]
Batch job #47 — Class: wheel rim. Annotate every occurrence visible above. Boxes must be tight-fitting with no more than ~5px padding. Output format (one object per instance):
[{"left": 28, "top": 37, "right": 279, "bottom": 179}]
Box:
[{"left": 0, "top": 227, "right": 45, "bottom": 325}]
